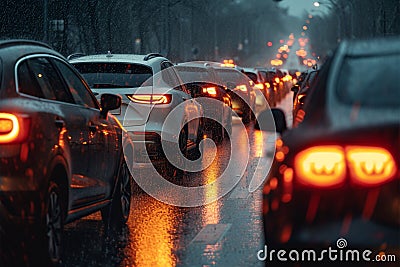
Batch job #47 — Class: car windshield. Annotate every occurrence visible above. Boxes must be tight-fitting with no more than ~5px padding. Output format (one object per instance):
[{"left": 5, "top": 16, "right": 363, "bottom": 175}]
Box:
[
  {"left": 215, "top": 69, "right": 244, "bottom": 84},
  {"left": 175, "top": 66, "right": 212, "bottom": 83},
  {"left": 73, "top": 63, "right": 153, "bottom": 88},
  {"left": 244, "top": 72, "right": 257, "bottom": 83},
  {"left": 337, "top": 54, "right": 400, "bottom": 106}
]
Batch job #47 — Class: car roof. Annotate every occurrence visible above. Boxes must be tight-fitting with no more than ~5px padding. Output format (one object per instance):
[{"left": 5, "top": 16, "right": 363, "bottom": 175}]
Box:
[
  {"left": 0, "top": 39, "right": 63, "bottom": 59},
  {"left": 175, "top": 61, "right": 213, "bottom": 69},
  {"left": 69, "top": 53, "right": 168, "bottom": 65},
  {"left": 342, "top": 36, "right": 400, "bottom": 57}
]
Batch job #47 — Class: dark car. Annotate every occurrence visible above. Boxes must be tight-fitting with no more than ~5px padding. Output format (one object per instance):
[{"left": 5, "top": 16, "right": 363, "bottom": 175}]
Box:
[
  {"left": 258, "top": 37, "right": 400, "bottom": 261},
  {"left": 175, "top": 62, "right": 232, "bottom": 143},
  {"left": 211, "top": 64, "right": 256, "bottom": 124},
  {"left": 0, "top": 40, "right": 133, "bottom": 266},
  {"left": 292, "top": 69, "right": 319, "bottom": 127}
]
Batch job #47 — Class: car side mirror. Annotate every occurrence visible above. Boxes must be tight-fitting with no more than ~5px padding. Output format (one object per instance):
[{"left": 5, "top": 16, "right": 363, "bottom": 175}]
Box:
[
  {"left": 255, "top": 108, "right": 287, "bottom": 134},
  {"left": 100, "top": 93, "right": 121, "bottom": 118},
  {"left": 291, "top": 85, "right": 299, "bottom": 93}
]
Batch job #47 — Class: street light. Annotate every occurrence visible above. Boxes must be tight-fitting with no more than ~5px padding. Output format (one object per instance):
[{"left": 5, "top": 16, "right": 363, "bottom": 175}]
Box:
[{"left": 313, "top": 2, "right": 320, "bottom": 7}]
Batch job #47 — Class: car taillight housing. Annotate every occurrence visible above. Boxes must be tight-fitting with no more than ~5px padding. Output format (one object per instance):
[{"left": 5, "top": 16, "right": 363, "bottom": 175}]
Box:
[
  {"left": 202, "top": 86, "right": 217, "bottom": 97},
  {"left": 254, "top": 83, "right": 264, "bottom": 90},
  {"left": 295, "top": 146, "right": 346, "bottom": 187},
  {"left": 346, "top": 146, "right": 396, "bottom": 186},
  {"left": 0, "top": 113, "right": 31, "bottom": 144},
  {"left": 294, "top": 145, "right": 397, "bottom": 188},
  {"left": 235, "top": 84, "right": 247, "bottom": 92},
  {"left": 127, "top": 94, "right": 172, "bottom": 104}
]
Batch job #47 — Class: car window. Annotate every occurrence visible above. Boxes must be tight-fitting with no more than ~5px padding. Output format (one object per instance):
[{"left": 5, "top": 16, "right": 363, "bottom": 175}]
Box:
[
  {"left": 215, "top": 69, "right": 243, "bottom": 85},
  {"left": 161, "top": 62, "right": 182, "bottom": 90},
  {"left": 244, "top": 72, "right": 257, "bottom": 83},
  {"left": 73, "top": 62, "right": 153, "bottom": 88},
  {"left": 17, "top": 61, "right": 45, "bottom": 98},
  {"left": 175, "top": 66, "right": 213, "bottom": 84},
  {"left": 18, "top": 57, "right": 74, "bottom": 103},
  {"left": 53, "top": 59, "right": 98, "bottom": 108},
  {"left": 337, "top": 54, "right": 400, "bottom": 107}
]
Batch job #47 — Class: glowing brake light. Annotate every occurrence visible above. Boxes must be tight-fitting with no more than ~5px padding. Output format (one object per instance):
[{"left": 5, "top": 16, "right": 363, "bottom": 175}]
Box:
[
  {"left": 235, "top": 84, "right": 247, "bottom": 92},
  {"left": 346, "top": 147, "right": 396, "bottom": 185},
  {"left": 265, "top": 82, "right": 271, "bottom": 89},
  {"left": 127, "top": 94, "right": 172, "bottom": 104},
  {"left": 274, "top": 77, "right": 280, "bottom": 83},
  {"left": 295, "top": 146, "right": 346, "bottom": 187},
  {"left": 202, "top": 87, "right": 217, "bottom": 96},
  {"left": 0, "top": 113, "right": 30, "bottom": 144},
  {"left": 254, "top": 83, "right": 264, "bottom": 90}
]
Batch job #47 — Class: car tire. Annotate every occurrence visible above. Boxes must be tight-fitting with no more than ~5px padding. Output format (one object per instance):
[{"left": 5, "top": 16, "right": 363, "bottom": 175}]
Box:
[
  {"left": 190, "top": 120, "right": 204, "bottom": 160},
  {"left": 212, "top": 120, "right": 224, "bottom": 144},
  {"left": 42, "top": 180, "right": 64, "bottom": 266},
  {"left": 224, "top": 111, "right": 232, "bottom": 138},
  {"left": 101, "top": 159, "right": 132, "bottom": 231},
  {"left": 242, "top": 105, "right": 252, "bottom": 124},
  {"left": 165, "top": 127, "right": 187, "bottom": 178}
]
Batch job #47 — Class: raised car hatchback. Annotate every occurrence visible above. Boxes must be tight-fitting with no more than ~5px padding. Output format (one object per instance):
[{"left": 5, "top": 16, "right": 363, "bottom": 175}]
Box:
[{"left": 0, "top": 40, "right": 133, "bottom": 266}]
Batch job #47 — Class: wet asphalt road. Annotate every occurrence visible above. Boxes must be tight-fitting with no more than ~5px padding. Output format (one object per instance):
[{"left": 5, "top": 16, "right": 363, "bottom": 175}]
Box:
[{"left": 61, "top": 94, "right": 294, "bottom": 267}]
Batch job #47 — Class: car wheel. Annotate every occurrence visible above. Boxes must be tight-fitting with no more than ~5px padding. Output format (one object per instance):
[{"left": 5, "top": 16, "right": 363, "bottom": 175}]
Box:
[
  {"left": 242, "top": 105, "right": 252, "bottom": 124},
  {"left": 165, "top": 127, "right": 187, "bottom": 178},
  {"left": 212, "top": 120, "right": 224, "bottom": 144},
  {"left": 44, "top": 181, "right": 64, "bottom": 265},
  {"left": 101, "top": 159, "right": 132, "bottom": 231},
  {"left": 190, "top": 120, "right": 204, "bottom": 160},
  {"left": 224, "top": 111, "right": 232, "bottom": 138}
]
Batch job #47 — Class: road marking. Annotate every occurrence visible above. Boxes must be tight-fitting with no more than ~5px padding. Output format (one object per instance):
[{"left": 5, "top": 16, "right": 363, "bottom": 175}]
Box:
[{"left": 190, "top": 224, "right": 231, "bottom": 245}]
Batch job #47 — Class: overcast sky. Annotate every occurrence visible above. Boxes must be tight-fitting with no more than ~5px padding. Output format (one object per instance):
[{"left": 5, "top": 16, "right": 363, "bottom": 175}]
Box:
[{"left": 278, "top": 0, "right": 329, "bottom": 17}]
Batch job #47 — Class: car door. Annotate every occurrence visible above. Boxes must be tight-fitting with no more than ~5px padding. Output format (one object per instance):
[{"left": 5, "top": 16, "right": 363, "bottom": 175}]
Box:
[
  {"left": 52, "top": 59, "right": 119, "bottom": 206},
  {"left": 16, "top": 56, "right": 91, "bottom": 209}
]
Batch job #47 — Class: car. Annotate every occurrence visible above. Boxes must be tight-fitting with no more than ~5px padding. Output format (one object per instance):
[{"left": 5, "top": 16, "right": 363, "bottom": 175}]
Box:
[
  {"left": 175, "top": 62, "right": 232, "bottom": 143},
  {"left": 209, "top": 63, "right": 256, "bottom": 124},
  {"left": 70, "top": 53, "right": 204, "bottom": 177},
  {"left": 292, "top": 69, "right": 319, "bottom": 127},
  {"left": 242, "top": 67, "right": 271, "bottom": 109},
  {"left": 256, "top": 67, "right": 280, "bottom": 107},
  {"left": 258, "top": 37, "right": 400, "bottom": 256},
  {"left": 0, "top": 40, "right": 133, "bottom": 266}
]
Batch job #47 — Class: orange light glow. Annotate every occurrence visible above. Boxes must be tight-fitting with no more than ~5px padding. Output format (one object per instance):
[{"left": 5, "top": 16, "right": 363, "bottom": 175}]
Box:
[
  {"left": 254, "top": 83, "right": 264, "bottom": 90},
  {"left": 295, "top": 146, "right": 346, "bottom": 187},
  {"left": 202, "top": 86, "right": 217, "bottom": 96},
  {"left": 128, "top": 94, "right": 172, "bottom": 104},
  {"left": 0, "top": 113, "right": 20, "bottom": 143},
  {"left": 270, "top": 177, "right": 278, "bottom": 189},
  {"left": 274, "top": 77, "right": 280, "bottom": 83},
  {"left": 346, "top": 147, "right": 397, "bottom": 185},
  {"left": 276, "top": 151, "right": 285, "bottom": 162},
  {"left": 265, "top": 82, "right": 271, "bottom": 89},
  {"left": 235, "top": 84, "right": 247, "bottom": 92}
]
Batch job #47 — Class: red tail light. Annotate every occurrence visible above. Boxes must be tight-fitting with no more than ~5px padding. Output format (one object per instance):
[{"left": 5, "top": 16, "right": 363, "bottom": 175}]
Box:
[
  {"left": 254, "top": 83, "right": 264, "bottom": 90},
  {"left": 294, "top": 145, "right": 397, "bottom": 187},
  {"left": 127, "top": 94, "right": 172, "bottom": 104},
  {"left": 0, "top": 113, "right": 30, "bottom": 144},
  {"left": 235, "top": 84, "right": 247, "bottom": 92},
  {"left": 295, "top": 146, "right": 346, "bottom": 187},
  {"left": 202, "top": 87, "right": 217, "bottom": 97},
  {"left": 346, "top": 146, "right": 396, "bottom": 186}
]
